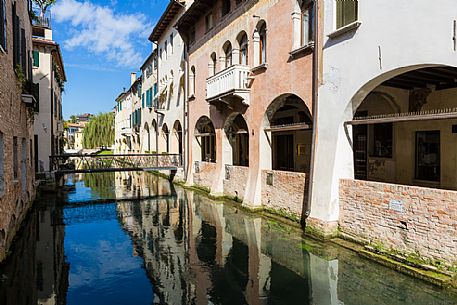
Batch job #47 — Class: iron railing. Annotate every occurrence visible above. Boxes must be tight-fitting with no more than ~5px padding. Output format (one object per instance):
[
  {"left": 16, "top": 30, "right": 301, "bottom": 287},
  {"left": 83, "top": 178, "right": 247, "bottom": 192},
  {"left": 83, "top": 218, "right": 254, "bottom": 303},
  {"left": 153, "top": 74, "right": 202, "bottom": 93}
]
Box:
[{"left": 50, "top": 153, "right": 182, "bottom": 173}]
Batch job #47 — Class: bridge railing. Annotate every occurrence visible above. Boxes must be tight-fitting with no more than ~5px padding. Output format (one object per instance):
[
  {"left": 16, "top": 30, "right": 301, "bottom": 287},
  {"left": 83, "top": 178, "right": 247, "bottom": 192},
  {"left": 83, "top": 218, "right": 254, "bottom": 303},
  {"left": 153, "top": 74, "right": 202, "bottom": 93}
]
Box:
[{"left": 50, "top": 153, "right": 182, "bottom": 173}]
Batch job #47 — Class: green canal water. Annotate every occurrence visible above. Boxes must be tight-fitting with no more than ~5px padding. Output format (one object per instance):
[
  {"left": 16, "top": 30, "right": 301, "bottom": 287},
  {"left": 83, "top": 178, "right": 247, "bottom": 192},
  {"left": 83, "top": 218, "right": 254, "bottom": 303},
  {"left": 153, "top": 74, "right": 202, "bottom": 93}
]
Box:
[{"left": 0, "top": 172, "right": 455, "bottom": 305}]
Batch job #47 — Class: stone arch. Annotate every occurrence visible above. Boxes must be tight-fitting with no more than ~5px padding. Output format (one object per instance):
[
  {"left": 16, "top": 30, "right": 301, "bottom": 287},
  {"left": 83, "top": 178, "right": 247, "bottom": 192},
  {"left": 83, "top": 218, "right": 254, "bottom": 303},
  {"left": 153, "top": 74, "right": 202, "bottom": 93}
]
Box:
[
  {"left": 236, "top": 31, "right": 248, "bottom": 65},
  {"left": 143, "top": 122, "right": 151, "bottom": 152},
  {"left": 209, "top": 52, "right": 217, "bottom": 76},
  {"left": 194, "top": 116, "right": 216, "bottom": 162},
  {"left": 222, "top": 40, "right": 233, "bottom": 69},
  {"left": 223, "top": 113, "right": 249, "bottom": 166},
  {"left": 172, "top": 120, "right": 183, "bottom": 155},
  {"left": 254, "top": 19, "right": 267, "bottom": 66},
  {"left": 262, "top": 93, "right": 312, "bottom": 172},
  {"left": 162, "top": 123, "right": 170, "bottom": 153}
]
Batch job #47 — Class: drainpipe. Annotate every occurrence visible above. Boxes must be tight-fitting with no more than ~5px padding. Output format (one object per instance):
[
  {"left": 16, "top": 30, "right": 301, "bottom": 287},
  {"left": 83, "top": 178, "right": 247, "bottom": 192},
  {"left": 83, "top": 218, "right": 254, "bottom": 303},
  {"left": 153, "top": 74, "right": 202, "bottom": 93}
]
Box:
[
  {"left": 304, "top": 0, "right": 320, "bottom": 224},
  {"left": 183, "top": 41, "right": 188, "bottom": 179},
  {"left": 153, "top": 41, "right": 159, "bottom": 167}
]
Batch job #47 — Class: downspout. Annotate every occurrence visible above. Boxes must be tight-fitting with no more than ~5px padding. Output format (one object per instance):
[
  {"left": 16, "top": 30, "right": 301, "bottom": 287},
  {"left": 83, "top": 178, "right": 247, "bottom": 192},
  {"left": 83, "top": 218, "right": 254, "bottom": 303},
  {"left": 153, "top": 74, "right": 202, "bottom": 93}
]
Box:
[
  {"left": 183, "top": 40, "right": 188, "bottom": 179},
  {"left": 153, "top": 41, "right": 159, "bottom": 166},
  {"left": 304, "top": 0, "right": 320, "bottom": 224},
  {"left": 50, "top": 51, "right": 54, "bottom": 171}
]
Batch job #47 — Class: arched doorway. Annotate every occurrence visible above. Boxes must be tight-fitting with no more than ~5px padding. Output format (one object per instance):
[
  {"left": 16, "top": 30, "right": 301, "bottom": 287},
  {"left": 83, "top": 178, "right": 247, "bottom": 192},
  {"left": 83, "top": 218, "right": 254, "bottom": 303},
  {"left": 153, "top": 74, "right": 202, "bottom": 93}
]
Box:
[
  {"left": 151, "top": 120, "right": 158, "bottom": 153},
  {"left": 224, "top": 113, "right": 249, "bottom": 166},
  {"left": 172, "top": 120, "right": 183, "bottom": 155},
  {"left": 195, "top": 116, "right": 216, "bottom": 162},
  {"left": 265, "top": 94, "right": 312, "bottom": 172}
]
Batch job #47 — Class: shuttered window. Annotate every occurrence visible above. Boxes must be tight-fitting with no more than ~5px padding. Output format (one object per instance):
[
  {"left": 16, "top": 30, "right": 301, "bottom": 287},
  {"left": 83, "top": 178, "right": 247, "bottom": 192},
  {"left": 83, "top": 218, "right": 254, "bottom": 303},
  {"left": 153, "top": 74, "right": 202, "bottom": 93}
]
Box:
[
  {"left": 33, "top": 50, "right": 39, "bottom": 67},
  {"left": 336, "top": 0, "right": 358, "bottom": 29},
  {"left": 142, "top": 93, "right": 145, "bottom": 108},
  {"left": 0, "top": 0, "right": 6, "bottom": 52}
]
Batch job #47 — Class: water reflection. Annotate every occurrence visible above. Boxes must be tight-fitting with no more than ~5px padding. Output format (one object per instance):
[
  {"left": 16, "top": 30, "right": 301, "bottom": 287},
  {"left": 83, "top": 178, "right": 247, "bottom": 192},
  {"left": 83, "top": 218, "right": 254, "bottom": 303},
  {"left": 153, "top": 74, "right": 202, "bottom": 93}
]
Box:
[{"left": 0, "top": 172, "right": 455, "bottom": 305}]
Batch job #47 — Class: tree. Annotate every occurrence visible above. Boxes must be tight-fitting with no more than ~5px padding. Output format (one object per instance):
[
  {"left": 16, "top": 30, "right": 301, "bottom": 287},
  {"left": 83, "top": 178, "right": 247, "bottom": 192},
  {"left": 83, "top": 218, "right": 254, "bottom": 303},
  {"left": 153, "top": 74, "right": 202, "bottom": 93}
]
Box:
[
  {"left": 33, "top": 0, "right": 57, "bottom": 17},
  {"left": 82, "top": 112, "right": 115, "bottom": 149},
  {"left": 69, "top": 115, "right": 78, "bottom": 123}
]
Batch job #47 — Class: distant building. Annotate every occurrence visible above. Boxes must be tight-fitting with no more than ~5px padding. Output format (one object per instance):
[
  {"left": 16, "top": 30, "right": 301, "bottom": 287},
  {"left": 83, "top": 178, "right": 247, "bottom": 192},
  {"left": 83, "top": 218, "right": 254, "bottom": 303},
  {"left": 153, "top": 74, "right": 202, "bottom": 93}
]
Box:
[
  {"left": 64, "top": 122, "right": 86, "bottom": 151},
  {"left": 32, "top": 16, "right": 66, "bottom": 172}
]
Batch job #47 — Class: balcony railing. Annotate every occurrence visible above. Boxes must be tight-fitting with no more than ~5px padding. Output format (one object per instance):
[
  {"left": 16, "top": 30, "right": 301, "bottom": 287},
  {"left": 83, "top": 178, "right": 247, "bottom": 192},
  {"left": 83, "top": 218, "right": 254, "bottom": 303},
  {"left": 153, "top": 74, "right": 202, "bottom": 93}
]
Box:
[
  {"left": 32, "top": 11, "right": 52, "bottom": 28},
  {"left": 206, "top": 64, "right": 250, "bottom": 105}
]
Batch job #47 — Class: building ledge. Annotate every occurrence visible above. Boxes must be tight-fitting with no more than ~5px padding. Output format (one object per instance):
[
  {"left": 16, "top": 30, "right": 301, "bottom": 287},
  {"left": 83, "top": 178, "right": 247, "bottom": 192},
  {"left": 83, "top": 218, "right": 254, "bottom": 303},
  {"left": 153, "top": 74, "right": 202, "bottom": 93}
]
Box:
[
  {"left": 289, "top": 42, "right": 314, "bottom": 58},
  {"left": 327, "top": 21, "right": 362, "bottom": 39},
  {"left": 250, "top": 63, "right": 268, "bottom": 74}
]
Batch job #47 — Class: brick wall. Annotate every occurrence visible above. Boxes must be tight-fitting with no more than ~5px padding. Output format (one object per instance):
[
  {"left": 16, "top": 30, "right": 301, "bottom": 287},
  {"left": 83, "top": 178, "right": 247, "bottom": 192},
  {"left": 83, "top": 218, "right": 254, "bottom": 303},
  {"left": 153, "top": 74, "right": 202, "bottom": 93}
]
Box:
[
  {"left": 0, "top": 0, "right": 35, "bottom": 262},
  {"left": 261, "top": 170, "right": 308, "bottom": 218},
  {"left": 193, "top": 161, "right": 217, "bottom": 190},
  {"left": 223, "top": 165, "right": 249, "bottom": 199},
  {"left": 339, "top": 179, "right": 457, "bottom": 263}
]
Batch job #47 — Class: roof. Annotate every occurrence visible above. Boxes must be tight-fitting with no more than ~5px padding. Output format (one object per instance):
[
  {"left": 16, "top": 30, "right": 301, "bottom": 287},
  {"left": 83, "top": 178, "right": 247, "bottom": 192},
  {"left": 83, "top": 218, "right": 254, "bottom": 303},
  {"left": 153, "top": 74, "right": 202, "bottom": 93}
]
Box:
[
  {"left": 33, "top": 37, "right": 67, "bottom": 82},
  {"left": 175, "top": 0, "right": 212, "bottom": 33},
  {"left": 148, "top": 1, "right": 185, "bottom": 42}
]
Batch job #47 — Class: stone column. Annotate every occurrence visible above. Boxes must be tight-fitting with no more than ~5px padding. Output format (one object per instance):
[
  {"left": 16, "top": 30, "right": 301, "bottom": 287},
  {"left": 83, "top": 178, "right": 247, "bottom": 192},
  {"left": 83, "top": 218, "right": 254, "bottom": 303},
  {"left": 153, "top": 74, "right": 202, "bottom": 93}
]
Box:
[{"left": 292, "top": 11, "right": 301, "bottom": 50}]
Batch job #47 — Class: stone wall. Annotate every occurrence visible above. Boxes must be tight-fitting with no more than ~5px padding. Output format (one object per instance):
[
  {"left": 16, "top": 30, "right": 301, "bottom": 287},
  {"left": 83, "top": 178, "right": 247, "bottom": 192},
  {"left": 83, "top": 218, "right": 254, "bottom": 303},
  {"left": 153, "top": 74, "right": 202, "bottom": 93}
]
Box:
[
  {"left": 339, "top": 179, "right": 457, "bottom": 263},
  {"left": 193, "top": 161, "right": 217, "bottom": 190},
  {"left": 0, "top": 0, "right": 36, "bottom": 262},
  {"left": 261, "top": 170, "right": 308, "bottom": 219},
  {"left": 223, "top": 165, "right": 249, "bottom": 199}
]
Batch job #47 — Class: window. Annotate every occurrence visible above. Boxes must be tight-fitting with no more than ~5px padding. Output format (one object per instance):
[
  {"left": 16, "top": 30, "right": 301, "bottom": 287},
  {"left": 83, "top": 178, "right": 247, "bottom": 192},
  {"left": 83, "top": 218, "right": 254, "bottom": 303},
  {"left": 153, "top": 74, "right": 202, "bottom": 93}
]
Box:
[
  {"left": 0, "top": 0, "right": 6, "bottom": 51},
  {"left": 336, "top": 0, "right": 358, "bottom": 29},
  {"left": 222, "top": 0, "right": 231, "bottom": 16},
  {"left": 164, "top": 40, "right": 168, "bottom": 59},
  {"left": 33, "top": 50, "right": 40, "bottom": 67},
  {"left": 21, "top": 138, "right": 26, "bottom": 193},
  {"left": 370, "top": 123, "right": 392, "bottom": 158},
  {"left": 190, "top": 66, "right": 196, "bottom": 96},
  {"left": 13, "top": 137, "right": 18, "bottom": 180},
  {"left": 301, "top": 1, "right": 314, "bottom": 46},
  {"left": 159, "top": 48, "right": 163, "bottom": 60},
  {"left": 223, "top": 42, "right": 232, "bottom": 68},
  {"left": 258, "top": 22, "right": 267, "bottom": 64},
  {"left": 205, "top": 12, "right": 213, "bottom": 32},
  {"left": 142, "top": 93, "right": 145, "bottom": 108},
  {"left": 238, "top": 33, "right": 248, "bottom": 65},
  {"left": 415, "top": 131, "right": 440, "bottom": 182},
  {"left": 170, "top": 33, "right": 173, "bottom": 54},
  {"left": 210, "top": 52, "right": 217, "bottom": 76}
]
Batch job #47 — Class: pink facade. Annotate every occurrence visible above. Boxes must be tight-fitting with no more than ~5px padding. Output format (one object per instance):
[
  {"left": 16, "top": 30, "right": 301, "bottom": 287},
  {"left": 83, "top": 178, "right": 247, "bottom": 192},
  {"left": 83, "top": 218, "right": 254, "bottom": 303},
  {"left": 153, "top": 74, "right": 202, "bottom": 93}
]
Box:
[{"left": 178, "top": 0, "right": 313, "bottom": 215}]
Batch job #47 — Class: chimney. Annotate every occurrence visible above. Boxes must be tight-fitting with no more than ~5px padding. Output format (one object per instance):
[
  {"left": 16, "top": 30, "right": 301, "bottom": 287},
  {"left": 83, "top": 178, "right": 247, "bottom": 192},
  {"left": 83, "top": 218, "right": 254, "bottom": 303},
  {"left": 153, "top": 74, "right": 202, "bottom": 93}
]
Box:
[{"left": 130, "top": 72, "right": 137, "bottom": 85}]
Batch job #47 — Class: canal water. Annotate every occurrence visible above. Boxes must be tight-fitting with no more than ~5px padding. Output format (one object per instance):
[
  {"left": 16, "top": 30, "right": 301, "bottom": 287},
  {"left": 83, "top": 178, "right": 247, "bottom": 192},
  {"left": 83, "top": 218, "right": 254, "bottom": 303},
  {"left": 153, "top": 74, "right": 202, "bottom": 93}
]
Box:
[{"left": 0, "top": 172, "right": 456, "bottom": 305}]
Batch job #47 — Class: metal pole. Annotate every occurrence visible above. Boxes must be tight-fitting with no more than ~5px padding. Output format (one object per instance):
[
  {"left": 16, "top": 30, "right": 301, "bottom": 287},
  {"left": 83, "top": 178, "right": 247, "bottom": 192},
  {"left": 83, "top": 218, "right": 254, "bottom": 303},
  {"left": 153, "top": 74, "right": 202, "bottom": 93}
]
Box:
[{"left": 304, "top": 0, "right": 320, "bottom": 224}]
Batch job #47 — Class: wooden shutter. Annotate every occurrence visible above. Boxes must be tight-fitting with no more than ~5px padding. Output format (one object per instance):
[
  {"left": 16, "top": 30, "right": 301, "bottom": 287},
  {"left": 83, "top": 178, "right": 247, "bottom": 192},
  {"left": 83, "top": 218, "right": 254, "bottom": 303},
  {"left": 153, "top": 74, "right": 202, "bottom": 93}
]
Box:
[
  {"left": 0, "top": 0, "right": 5, "bottom": 51},
  {"left": 33, "top": 50, "right": 40, "bottom": 67}
]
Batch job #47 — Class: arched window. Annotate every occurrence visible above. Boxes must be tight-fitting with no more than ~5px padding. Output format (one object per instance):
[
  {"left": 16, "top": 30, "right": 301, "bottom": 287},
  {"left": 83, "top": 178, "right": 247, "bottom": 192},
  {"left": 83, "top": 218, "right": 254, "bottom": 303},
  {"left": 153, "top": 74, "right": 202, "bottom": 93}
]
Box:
[
  {"left": 254, "top": 20, "right": 267, "bottom": 66},
  {"left": 223, "top": 41, "right": 232, "bottom": 69},
  {"left": 301, "top": 1, "right": 314, "bottom": 46},
  {"left": 190, "top": 66, "right": 196, "bottom": 96},
  {"left": 237, "top": 32, "right": 248, "bottom": 65},
  {"left": 210, "top": 52, "right": 217, "bottom": 76},
  {"left": 258, "top": 23, "right": 266, "bottom": 64}
]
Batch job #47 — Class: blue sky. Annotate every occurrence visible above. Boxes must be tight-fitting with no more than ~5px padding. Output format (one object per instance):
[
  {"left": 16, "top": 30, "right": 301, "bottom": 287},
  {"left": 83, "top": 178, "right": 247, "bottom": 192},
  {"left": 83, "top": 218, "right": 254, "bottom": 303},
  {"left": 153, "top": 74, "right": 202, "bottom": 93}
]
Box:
[{"left": 50, "top": 0, "right": 168, "bottom": 119}]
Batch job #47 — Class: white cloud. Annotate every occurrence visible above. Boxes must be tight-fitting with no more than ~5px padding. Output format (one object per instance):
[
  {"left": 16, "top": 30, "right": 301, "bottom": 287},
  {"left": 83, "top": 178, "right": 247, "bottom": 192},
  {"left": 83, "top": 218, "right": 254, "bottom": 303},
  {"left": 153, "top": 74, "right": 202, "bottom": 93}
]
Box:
[{"left": 53, "top": 0, "right": 151, "bottom": 67}]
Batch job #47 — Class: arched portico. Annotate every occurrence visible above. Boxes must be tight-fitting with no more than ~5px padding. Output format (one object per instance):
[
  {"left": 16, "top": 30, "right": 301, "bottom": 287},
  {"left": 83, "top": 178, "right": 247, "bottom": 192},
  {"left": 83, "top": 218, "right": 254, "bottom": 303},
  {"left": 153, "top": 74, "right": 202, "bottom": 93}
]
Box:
[
  {"left": 172, "top": 120, "right": 183, "bottom": 155},
  {"left": 310, "top": 64, "right": 457, "bottom": 233}
]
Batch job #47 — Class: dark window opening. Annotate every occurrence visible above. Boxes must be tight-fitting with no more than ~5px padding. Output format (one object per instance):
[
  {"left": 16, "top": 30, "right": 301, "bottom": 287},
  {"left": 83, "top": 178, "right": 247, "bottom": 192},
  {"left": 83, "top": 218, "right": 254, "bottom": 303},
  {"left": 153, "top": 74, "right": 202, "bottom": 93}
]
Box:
[
  {"left": 370, "top": 123, "right": 393, "bottom": 158},
  {"left": 415, "top": 131, "right": 440, "bottom": 182}
]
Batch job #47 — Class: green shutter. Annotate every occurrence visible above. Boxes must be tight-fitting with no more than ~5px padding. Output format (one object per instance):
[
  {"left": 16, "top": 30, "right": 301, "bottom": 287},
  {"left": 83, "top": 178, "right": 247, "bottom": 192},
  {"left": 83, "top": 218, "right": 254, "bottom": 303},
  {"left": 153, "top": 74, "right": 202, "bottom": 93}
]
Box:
[
  {"left": 33, "top": 50, "right": 39, "bottom": 67},
  {"left": 142, "top": 93, "right": 145, "bottom": 108}
]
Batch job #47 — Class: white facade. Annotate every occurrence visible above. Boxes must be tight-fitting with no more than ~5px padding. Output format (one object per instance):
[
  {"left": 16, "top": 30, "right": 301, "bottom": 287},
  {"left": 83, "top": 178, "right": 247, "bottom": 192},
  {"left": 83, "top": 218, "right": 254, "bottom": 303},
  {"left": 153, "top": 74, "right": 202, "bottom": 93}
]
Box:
[
  {"left": 309, "top": 0, "right": 457, "bottom": 226},
  {"left": 146, "top": 4, "right": 186, "bottom": 156},
  {"left": 32, "top": 26, "right": 66, "bottom": 172}
]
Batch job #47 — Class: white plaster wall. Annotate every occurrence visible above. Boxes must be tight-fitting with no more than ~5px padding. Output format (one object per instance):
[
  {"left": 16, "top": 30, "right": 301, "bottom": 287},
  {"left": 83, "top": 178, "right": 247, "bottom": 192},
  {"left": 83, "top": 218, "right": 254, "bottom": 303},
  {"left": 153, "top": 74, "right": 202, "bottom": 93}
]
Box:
[
  {"left": 33, "top": 42, "right": 63, "bottom": 172},
  {"left": 155, "top": 10, "right": 186, "bottom": 154},
  {"left": 311, "top": 0, "right": 457, "bottom": 224}
]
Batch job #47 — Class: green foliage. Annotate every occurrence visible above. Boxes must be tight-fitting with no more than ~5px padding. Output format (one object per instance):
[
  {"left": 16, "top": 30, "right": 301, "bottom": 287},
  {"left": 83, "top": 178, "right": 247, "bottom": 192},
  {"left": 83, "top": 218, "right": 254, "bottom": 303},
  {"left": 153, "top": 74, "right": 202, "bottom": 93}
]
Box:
[
  {"left": 69, "top": 115, "right": 77, "bottom": 123},
  {"left": 33, "top": 0, "right": 57, "bottom": 16},
  {"left": 83, "top": 172, "right": 116, "bottom": 199},
  {"left": 82, "top": 112, "right": 114, "bottom": 149},
  {"left": 15, "top": 65, "right": 25, "bottom": 90}
]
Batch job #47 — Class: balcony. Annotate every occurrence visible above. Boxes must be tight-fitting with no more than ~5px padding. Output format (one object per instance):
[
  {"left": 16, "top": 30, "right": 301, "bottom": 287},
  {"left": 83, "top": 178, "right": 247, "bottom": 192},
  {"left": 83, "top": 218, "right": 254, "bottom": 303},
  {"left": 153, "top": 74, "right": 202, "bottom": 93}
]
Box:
[
  {"left": 21, "top": 80, "right": 39, "bottom": 111},
  {"left": 206, "top": 64, "right": 250, "bottom": 106},
  {"left": 32, "top": 11, "right": 52, "bottom": 29}
]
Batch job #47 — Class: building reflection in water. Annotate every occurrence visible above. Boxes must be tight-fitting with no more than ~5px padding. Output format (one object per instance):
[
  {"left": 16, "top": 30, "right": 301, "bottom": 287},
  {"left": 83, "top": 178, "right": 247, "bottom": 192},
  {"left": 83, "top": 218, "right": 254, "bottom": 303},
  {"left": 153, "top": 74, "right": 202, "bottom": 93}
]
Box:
[
  {"left": 0, "top": 193, "right": 69, "bottom": 305},
  {"left": 0, "top": 172, "right": 455, "bottom": 305}
]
